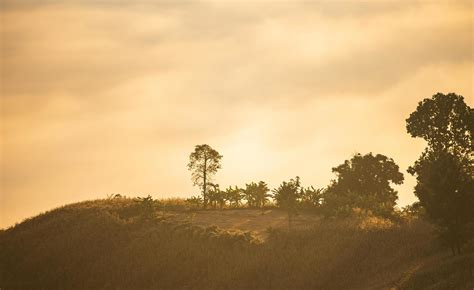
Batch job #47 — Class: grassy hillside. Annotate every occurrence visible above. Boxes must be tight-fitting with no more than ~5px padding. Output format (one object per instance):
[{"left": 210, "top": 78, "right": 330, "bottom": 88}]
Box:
[{"left": 1, "top": 198, "right": 473, "bottom": 289}]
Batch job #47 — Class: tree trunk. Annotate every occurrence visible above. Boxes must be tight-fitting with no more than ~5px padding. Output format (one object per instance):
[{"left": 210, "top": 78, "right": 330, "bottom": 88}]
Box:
[{"left": 203, "top": 158, "right": 207, "bottom": 208}]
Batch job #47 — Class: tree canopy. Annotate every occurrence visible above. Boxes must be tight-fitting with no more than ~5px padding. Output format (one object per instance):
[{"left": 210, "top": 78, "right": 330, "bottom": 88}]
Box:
[
  {"left": 406, "top": 92, "right": 473, "bottom": 156},
  {"left": 323, "top": 153, "right": 404, "bottom": 217}
]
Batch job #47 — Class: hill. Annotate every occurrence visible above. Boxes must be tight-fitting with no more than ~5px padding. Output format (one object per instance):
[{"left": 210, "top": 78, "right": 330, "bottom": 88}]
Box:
[{"left": 0, "top": 198, "right": 473, "bottom": 289}]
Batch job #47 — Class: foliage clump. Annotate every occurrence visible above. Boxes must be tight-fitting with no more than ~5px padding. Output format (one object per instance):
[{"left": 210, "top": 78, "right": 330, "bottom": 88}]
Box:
[
  {"left": 322, "top": 153, "right": 404, "bottom": 218},
  {"left": 406, "top": 92, "right": 473, "bottom": 255}
]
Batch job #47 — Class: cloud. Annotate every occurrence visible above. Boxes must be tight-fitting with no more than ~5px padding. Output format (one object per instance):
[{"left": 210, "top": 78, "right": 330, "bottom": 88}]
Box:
[{"left": 2, "top": 0, "right": 471, "bottom": 100}]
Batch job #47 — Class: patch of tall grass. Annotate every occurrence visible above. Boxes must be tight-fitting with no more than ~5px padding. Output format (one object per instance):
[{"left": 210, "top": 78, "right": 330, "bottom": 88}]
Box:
[{"left": 0, "top": 199, "right": 472, "bottom": 289}]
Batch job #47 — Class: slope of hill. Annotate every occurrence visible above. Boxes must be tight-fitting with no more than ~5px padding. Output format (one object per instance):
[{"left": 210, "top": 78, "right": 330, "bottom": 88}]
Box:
[{"left": 0, "top": 198, "right": 472, "bottom": 289}]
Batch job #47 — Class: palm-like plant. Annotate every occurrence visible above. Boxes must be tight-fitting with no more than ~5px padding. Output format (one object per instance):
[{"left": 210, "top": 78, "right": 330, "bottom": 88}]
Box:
[
  {"left": 272, "top": 177, "right": 302, "bottom": 229},
  {"left": 186, "top": 195, "right": 203, "bottom": 208},
  {"left": 300, "top": 186, "right": 324, "bottom": 209},
  {"left": 245, "top": 181, "right": 271, "bottom": 208},
  {"left": 257, "top": 181, "right": 271, "bottom": 208},
  {"left": 207, "top": 183, "right": 225, "bottom": 209},
  {"left": 243, "top": 183, "right": 258, "bottom": 207},
  {"left": 225, "top": 186, "right": 243, "bottom": 208}
]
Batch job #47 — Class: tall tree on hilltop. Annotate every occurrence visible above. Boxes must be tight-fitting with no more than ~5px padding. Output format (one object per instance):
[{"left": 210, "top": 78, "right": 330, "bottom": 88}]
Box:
[
  {"left": 406, "top": 92, "right": 473, "bottom": 255},
  {"left": 188, "top": 144, "right": 223, "bottom": 208}
]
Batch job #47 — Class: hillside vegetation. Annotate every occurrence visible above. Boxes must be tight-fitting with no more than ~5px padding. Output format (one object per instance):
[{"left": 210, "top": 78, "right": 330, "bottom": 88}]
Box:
[{"left": 1, "top": 198, "right": 473, "bottom": 289}]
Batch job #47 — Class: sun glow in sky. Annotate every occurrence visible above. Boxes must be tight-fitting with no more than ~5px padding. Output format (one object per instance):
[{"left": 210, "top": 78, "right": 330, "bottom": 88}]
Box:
[{"left": 1, "top": 0, "right": 473, "bottom": 228}]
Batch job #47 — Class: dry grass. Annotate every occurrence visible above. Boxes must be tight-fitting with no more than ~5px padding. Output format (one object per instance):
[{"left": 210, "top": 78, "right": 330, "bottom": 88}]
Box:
[
  {"left": 0, "top": 198, "right": 472, "bottom": 289},
  {"left": 172, "top": 209, "right": 321, "bottom": 239}
]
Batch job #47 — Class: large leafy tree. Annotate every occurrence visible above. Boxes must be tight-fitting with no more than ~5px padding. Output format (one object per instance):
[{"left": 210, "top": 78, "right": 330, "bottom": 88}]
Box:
[
  {"left": 406, "top": 92, "right": 473, "bottom": 254},
  {"left": 187, "top": 144, "right": 223, "bottom": 208},
  {"left": 323, "top": 153, "right": 404, "bottom": 217}
]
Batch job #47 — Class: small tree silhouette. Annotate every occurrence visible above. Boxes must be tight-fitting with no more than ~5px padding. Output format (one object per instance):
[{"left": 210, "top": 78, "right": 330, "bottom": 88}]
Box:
[
  {"left": 207, "top": 183, "right": 226, "bottom": 209},
  {"left": 243, "top": 181, "right": 270, "bottom": 208},
  {"left": 225, "top": 186, "right": 243, "bottom": 208},
  {"left": 272, "top": 177, "right": 302, "bottom": 230},
  {"left": 186, "top": 195, "right": 203, "bottom": 209},
  {"left": 300, "top": 186, "right": 324, "bottom": 209},
  {"left": 134, "top": 195, "right": 156, "bottom": 220}
]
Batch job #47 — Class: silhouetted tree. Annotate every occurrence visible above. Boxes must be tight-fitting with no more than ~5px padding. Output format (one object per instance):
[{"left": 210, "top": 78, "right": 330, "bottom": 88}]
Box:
[
  {"left": 207, "top": 183, "right": 218, "bottom": 209},
  {"left": 188, "top": 144, "right": 223, "bottom": 208},
  {"left": 207, "top": 183, "right": 226, "bottom": 209},
  {"left": 406, "top": 92, "right": 473, "bottom": 255},
  {"left": 254, "top": 181, "right": 271, "bottom": 208},
  {"left": 225, "top": 186, "right": 243, "bottom": 208},
  {"left": 272, "top": 177, "right": 302, "bottom": 230},
  {"left": 243, "top": 184, "right": 256, "bottom": 207},
  {"left": 243, "top": 181, "right": 270, "bottom": 208},
  {"left": 323, "top": 153, "right": 404, "bottom": 217},
  {"left": 409, "top": 151, "right": 473, "bottom": 254},
  {"left": 406, "top": 92, "right": 473, "bottom": 156},
  {"left": 300, "top": 186, "right": 324, "bottom": 209},
  {"left": 186, "top": 195, "right": 203, "bottom": 209},
  {"left": 134, "top": 195, "right": 156, "bottom": 220}
]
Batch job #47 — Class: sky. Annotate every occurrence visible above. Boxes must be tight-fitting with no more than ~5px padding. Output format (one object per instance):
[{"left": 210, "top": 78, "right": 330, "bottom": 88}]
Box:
[{"left": 1, "top": 0, "right": 473, "bottom": 228}]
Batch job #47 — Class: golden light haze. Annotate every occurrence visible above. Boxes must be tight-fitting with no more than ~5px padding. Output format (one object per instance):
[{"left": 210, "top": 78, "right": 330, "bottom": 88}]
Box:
[{"left": 1, "top": 0, "right": 473, "bottom": 228}]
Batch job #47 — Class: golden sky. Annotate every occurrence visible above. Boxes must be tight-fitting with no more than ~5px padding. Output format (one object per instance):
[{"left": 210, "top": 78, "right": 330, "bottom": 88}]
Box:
[{"left": 1, "top": 0, "right": 473, "bottom": 228}]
